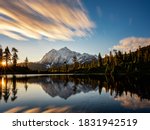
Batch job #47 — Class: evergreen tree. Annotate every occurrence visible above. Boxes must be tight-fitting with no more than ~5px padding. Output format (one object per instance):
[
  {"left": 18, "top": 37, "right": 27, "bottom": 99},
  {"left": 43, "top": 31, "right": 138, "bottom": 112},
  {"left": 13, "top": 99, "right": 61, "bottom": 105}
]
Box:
[
  {"left": 24, "top": 57, "right": 29, "bottom": 68},
  {"left": 3, "top": 46, "right": 11, "bottom": 67},
  {"left": 109, "top": 51, "right": 113, "bottom": 64},
  {"left": 64, "top": 61, "right": 68, "bottom": 72},
  {"left": 117, "top": 51, "right": 123, "bottom": 66},
  {"left": 0, "top": 45, "right": 2, "bottom": 67},
  {"left": 12, "top": 48, "right": 18, "bottom": 67},
  {"left": 73, "top": 56, "right": 78, "bottom": 69},
  {"left": 98, "top": 53, "right": 102, "bottom": 67}
]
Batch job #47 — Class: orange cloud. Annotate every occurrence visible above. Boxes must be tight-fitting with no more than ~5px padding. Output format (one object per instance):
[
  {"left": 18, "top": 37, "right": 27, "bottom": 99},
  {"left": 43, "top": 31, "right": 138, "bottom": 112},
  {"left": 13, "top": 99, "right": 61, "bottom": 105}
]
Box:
[
  {"left": 113, "top": 37, "right": 150, "bottom": 52},
  {"left": 0, "top": 0, "right": 94, "bottom": 41}
]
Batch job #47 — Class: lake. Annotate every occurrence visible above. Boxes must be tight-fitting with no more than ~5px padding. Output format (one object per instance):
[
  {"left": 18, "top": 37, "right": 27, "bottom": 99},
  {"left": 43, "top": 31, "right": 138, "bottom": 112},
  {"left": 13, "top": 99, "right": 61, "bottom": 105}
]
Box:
[{"left": 0, "top": 74, "right": 150, "bottom": 113}]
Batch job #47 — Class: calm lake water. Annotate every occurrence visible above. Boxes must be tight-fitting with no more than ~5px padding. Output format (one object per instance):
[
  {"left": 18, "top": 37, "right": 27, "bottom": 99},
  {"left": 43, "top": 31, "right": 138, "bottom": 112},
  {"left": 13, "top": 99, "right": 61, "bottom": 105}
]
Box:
[{"left": 0, "top": 74, "right": 150, "bottom": 113}]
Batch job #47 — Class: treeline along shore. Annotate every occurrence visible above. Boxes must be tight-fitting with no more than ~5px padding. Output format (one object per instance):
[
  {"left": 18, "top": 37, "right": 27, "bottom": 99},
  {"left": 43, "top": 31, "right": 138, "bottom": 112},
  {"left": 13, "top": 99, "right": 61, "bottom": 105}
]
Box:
[
  {"left": 49, "top": 45, "right": 150, "bottom": 76},
  {"left": 0, "top": 45, "right": 150, "bottom": 75}
]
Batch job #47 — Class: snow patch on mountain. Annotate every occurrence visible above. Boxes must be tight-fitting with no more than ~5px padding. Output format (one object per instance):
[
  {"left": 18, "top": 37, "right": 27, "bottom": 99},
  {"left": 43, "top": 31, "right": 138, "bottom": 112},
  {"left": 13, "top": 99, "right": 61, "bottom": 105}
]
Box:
[{"left": 39, "top": 47, "right": 97, "bottom": 66}]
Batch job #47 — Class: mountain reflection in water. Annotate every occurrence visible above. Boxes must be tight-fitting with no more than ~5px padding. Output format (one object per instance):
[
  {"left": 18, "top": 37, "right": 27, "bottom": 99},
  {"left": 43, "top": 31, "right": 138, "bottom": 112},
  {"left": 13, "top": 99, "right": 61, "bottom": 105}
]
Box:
[{"left": 0, "top": 74, "right": 150, "bottom": 113}]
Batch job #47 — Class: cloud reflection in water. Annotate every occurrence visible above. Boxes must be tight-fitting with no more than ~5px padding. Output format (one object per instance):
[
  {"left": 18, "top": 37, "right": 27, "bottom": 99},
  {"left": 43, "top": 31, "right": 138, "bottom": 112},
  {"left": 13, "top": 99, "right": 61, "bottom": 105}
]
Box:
[{"left": 4, "top": 106, "right": 71, "bottom": 113}]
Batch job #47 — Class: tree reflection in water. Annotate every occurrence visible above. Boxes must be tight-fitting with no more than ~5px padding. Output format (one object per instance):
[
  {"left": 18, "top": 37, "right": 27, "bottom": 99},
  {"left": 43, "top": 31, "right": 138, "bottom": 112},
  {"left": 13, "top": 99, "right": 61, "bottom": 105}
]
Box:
[
  {"left": 0, "top": 74, "right": 150, "bottom": 106},
  {"left": 11, "top": 76, "right": 17, "bottom": 101},
  {"left": 3, "top": 76, "right": 10, "bottom": 103}
]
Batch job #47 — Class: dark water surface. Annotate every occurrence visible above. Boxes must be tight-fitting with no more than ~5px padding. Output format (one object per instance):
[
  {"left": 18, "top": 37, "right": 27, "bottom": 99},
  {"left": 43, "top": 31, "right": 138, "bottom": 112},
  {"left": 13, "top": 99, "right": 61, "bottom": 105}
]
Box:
[{"left": 0, "top": 74, "right": 150, "bottom": 113}]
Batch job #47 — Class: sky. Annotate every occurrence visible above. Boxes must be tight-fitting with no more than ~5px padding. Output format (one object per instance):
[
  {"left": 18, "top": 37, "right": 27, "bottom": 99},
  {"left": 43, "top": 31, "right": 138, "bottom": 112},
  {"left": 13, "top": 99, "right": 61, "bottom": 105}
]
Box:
[{"left": 0, "top": 0, "right": 150, "bottom": 62}]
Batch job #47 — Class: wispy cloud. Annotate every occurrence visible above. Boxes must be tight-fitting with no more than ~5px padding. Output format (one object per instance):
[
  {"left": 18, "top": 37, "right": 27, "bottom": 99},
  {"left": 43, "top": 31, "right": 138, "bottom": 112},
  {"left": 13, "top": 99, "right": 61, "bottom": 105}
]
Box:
[
  {"left": 0, "top": 0, "right": 94, "bottom": 41},
  {"left": 112, "top": 37, "right": 150, "bottom": 52}
]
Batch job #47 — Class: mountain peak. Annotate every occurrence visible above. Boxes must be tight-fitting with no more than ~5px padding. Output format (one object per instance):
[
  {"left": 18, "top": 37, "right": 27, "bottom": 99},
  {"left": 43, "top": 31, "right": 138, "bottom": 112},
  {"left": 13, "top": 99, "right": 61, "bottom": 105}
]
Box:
[
  {"left": 59, "top": 47, "right": 70, "bottom": 51},
  {"left": 40, "top": 47, "right": 97, "bottom": 65},
  {"left": 51, "top": 48, "right": 56, "bottom": 51}
]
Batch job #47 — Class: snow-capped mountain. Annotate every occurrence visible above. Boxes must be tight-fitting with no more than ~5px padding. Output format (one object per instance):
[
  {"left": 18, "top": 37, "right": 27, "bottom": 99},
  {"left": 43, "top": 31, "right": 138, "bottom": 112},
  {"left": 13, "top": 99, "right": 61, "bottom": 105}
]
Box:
[{"left": 39, "top": 47, "right": 97, "bottom": 66}]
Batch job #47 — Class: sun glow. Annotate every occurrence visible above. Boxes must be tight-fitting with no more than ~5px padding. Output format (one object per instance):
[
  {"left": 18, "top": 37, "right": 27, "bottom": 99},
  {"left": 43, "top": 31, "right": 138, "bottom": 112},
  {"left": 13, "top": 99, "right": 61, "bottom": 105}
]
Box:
[{"left": 1, "top": 62, "right": 6, "bottom": 66}]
